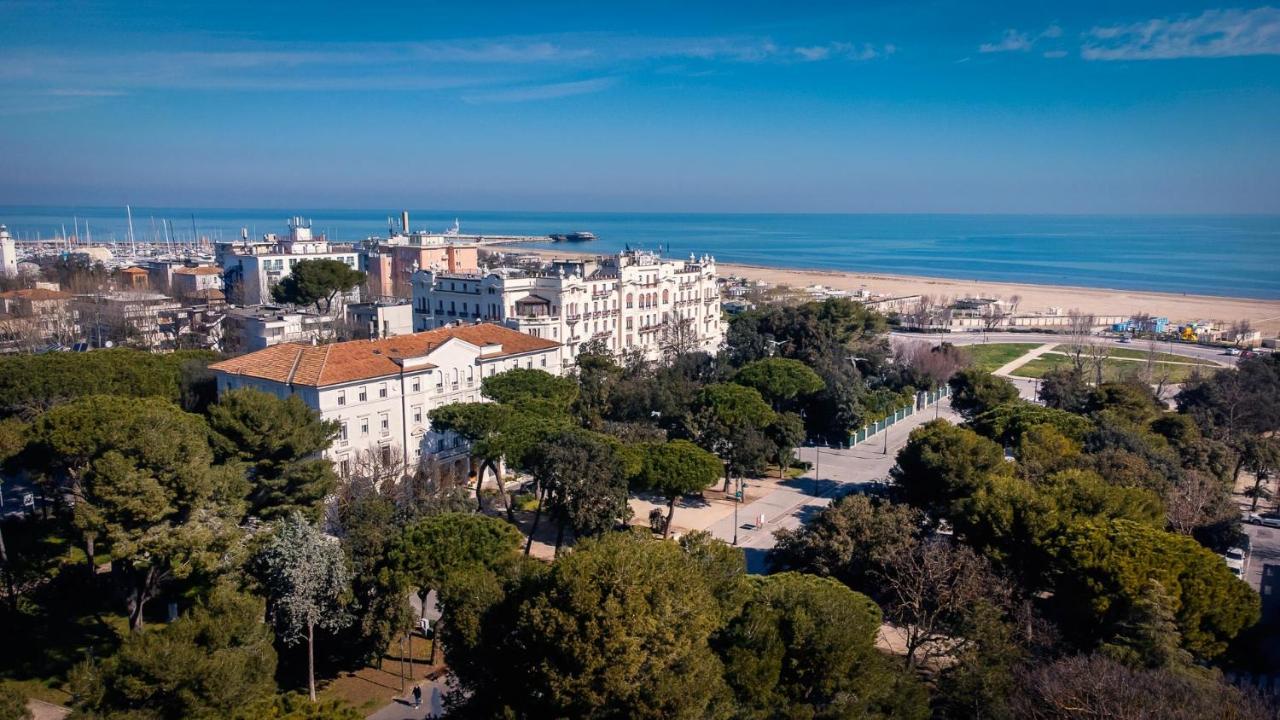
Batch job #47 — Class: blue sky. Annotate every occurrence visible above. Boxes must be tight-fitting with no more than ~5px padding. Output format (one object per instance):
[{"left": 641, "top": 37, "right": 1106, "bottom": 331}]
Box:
[{"left": 1, "top": 1, "right": 1278, "bottom": 213}]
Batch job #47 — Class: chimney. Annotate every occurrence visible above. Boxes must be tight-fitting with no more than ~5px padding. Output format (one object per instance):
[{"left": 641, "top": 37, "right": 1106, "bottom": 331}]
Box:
[{"left": 401, "top": 211, "right": 410, "bottom": 235}]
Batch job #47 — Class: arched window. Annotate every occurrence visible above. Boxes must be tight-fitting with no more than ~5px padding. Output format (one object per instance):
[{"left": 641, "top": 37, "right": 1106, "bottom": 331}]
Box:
[
  {"left": 626, "top": 293, "right": 633, "bottom": 308},
  {"left": 662, "top": 289, "right": 668, "bottom": 304}
]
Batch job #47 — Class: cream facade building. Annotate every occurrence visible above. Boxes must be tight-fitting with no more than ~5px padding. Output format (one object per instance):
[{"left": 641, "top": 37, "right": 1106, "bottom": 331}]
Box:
[
  {"left": 219, "top": 218, "right": 360, "bottom": 306},
  {"left": 208, "top": 323, "right": 562, "bottom": 483},
  {"left": 411, "top": 250, "right": 723, "bottom": 363}
]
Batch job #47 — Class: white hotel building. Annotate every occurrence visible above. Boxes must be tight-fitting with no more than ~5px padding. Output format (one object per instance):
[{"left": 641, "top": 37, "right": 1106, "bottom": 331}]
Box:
[
  {"left": 208, "top": 323, "right": 561, "bottom": 483},
  {"left": 411, "top": 250, "right": 723, "bottom": 363}
]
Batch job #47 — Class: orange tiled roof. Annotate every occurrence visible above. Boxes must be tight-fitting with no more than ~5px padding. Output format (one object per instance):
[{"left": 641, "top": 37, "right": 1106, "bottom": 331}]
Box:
[
  {"left": 119, "top": 266, "right": 148, "bottom": 274},
  {"left": 0, "top": 288, "right": 72, "bottom": 301},
  {"left": 209, "top": 323, "right": 559, "bottom": 387},
  {"left": 173, "top": 266, "right": 224, "bottom": 276}
]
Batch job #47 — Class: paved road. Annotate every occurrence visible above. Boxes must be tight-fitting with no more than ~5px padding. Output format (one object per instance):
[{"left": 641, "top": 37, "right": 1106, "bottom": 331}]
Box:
[
  {"left": 891, "top": 330, "right": 1239, "bottom": 366},
  {"left": 705, "top": 398, "right": 961, "bottom": 572},
  {"left": 365, "top": 676, "right": 448, "bottom": 720}
]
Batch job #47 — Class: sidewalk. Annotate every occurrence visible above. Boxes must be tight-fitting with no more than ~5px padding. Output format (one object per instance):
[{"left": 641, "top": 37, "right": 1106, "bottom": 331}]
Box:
[
  {"left": 705, "top": 399, "right": 960, "bottom": 572},
  {"left": 992, "top": 342, "right": 1056, "bottom": 377},
  {"left": 365, "top": 675, "right": 449, "bottom": 720}
]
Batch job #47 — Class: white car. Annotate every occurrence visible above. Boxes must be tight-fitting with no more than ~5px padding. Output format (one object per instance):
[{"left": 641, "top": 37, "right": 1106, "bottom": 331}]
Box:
[
  {"left": 1246, "top": 513, "right": 1280, "bottom": 528},
  {"left": 1225, "top": 547, "right": 1246, "bottom": 574}
]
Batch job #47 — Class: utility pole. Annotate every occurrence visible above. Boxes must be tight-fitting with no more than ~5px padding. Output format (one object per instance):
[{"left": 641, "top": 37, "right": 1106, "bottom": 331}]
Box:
[{"left": 883, "top": 417, "right": 890, "bottom": 456}]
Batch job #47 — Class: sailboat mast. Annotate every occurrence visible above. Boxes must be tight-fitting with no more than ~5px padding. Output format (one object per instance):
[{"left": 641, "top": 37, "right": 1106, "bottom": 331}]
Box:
[{"left": 126, "top": 205, "right": 136, "bottom": 256}]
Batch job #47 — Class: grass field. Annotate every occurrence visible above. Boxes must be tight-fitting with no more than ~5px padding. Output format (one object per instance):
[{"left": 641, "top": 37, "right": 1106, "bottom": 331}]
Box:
[
  {"left": 962, "top": 343, "right": 1042, "bottom": 372},
  {"left": 1052, "top": 344, "right": 1220, "bottom": 366},
  {"left": 1012, "top": 354, "right": 1216, "bottom": 383}
]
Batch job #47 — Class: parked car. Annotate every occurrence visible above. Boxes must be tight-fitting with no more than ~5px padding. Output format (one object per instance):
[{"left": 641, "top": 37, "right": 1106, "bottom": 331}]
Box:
[
  {"left": 1225, "top": 547, "right": 1246, "bottom": 574},
  {"left": 1225, "top": 347, "right": 1239, "bottom": 356},
  {"left": 1245, "top": 512, "right": 1280, "bottom": 528}
]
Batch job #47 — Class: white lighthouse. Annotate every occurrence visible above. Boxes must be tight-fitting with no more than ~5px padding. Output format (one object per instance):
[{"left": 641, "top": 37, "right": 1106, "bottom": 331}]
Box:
[{"left": 0, "top": 225, "right": 16, "bottom": 276}]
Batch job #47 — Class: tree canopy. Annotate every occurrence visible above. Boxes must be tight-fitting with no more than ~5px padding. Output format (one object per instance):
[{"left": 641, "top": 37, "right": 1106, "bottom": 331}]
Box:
[
  {"left": 732, "top": 357, "right": 825, "bottom": 410},
  {"left": 270, "top": 259, "right": 365, "bottom": 314},
  {"left": 948, "top": 369, "right": 1020, "bottom": 421},
  {"left": 206, "top": 388, "right": 339, "bottom": 521}
]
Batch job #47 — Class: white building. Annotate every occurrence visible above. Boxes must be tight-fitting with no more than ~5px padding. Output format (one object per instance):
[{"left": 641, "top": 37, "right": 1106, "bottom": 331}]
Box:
[
  {"left": 224, "top": 305, "right": 336, "bottom": 352},
  {"left": 411, "top": 250, "right": 722, "bottom": 363},
  {"left": 208, "top": 323, "right": 562, "bottom": 483},
  {"left": 219, "top": 218, "right": 361, "bottom": 305},
  {"left": 347, "top": 300, "right": 414, "bottom": 339},
  {"left": 0, "top": 225, "right": 16, "bottom": 276}
]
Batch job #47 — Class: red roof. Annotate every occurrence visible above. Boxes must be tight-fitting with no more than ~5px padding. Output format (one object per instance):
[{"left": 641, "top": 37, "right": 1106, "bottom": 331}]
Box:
[{"left": 210, "top": 323, "right": 559, "bottom": 387}]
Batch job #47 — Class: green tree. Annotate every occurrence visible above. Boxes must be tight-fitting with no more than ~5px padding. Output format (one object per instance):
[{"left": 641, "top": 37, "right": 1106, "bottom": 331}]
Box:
[
  {"left": 637, "top": 440, "right": 723, "bottom": 537},
  {"left": 968, "top": 400, "right": 1092, "bottom": 447},
  {"left": 480, "top": 368, "right": 578, "bottom": 415},
  {"left": 765, "top": 411, "right": 806, "bottom": 479},
  {"left": 447, "top": 532, "right": 732, "bottom": 720},
  {"left": 524, "top": 428, "right": 630, "bottom": 554},
  {"left": 948, "top": 368, "right": 1020, "bottom": 421},
  {"left": 387, "top": 513, "right": 522, "bottom": 662},
  {"left": 0, "top": 349, "right": 218, "bottom": 419},
  {"left": 27, "top": 395, "right": 243, "bottom": 628},
  {"left": 70, "top": 585, "right": 278, "bottom": 720},
  {"left": 254, "top": 513, "right": 352, "bottom": 702},
  {"left": 206, "top": 388, "right": 339, "bottom": 521},
  {"left": 331, "top": 493, "right": 414, "bottom": 667},
  {"left": 732, "top": 357, "right": 825, "bottom": 411},
  {"left": 1051, "top": 518, "right": 1259, "bottom": 659},
  {"left": 1037, "top": 366, "right": 1091, "bottom": 413},
  {"left": 890, "top": 420, "right": 1012, "bottom": 519},
  {"left": 269, "top": 259, "right": 365, "bottom": 314},
  {"left": 687, "top": 383, "right": 776, "bottom": 492},
  {"left": 1016, "top": 424, "right": 1083, "bottom": 481},
  {"left": 769, "top": 494, "right": 921, "bottom": 596},
  {"left": 716, "top": 572, "right": 928, "bottom": 720}
]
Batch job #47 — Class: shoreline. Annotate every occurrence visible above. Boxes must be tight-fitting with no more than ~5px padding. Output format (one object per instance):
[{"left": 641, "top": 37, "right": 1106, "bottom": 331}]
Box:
[{"left": 494, "top": 245, "right": 1280, "bottom": 334}]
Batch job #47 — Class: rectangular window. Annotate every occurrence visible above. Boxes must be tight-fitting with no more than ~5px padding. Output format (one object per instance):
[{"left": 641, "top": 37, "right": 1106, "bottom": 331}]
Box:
[
  {"left": 337, "top": 391, "right": 346, "bottom": 406},
  {"left": 413, "top": 406, "right": 422, "bottom": 425},
  {"left": 540, "top": 355, "right": 547, "bottom": 367},
  {"left": 360, "top": 418, "right": 369, "bottom": 436},
  {"left": 358, "top": 387, "right": 367, "bottom": 402},
  {"left": 339, "top": 459, "right": 350, "bottom": 478},
  {"left": 378, "top": 382, "right": 387, "bottom": 399},
  {"left": 380, "top": 445, "right": 391, "bottom": 465},
  {"left": 340, "top": 423, "right": 348, "bottom": 441},
  {"left": 412, "top": 377, "right": 420, "bottom": 392},
  {"left": 380, "top": 413, "right": 390, "bottom": 434}
]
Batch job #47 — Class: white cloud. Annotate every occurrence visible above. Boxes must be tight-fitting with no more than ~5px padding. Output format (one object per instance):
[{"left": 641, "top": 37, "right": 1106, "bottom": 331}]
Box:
[
  {"left": 461, "top": 76, "right": 617, "bottom": 104},
  {"left": 793, "top": 41, "right": 895, "bottom": 62},
  {"left": 794, "top": 46, "right": 831, "bottom": 61},
  {"left": 1083, "top": 6, "right": 1280, "bottom": 60},
  {"left": 979, "top": 24, "right": 1067, "bottom": 54},
  {"left": 980, "top": 29, "right": 1033, "bottom": 53},
  {"left": 1042, "top": 50, "right": 1068, "bottom": 58}
]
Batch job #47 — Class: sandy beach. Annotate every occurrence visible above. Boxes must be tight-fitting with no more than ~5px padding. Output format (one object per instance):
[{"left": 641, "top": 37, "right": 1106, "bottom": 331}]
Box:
[{"left": 497, "top": 246, "right": 1280, "bottom": 335}]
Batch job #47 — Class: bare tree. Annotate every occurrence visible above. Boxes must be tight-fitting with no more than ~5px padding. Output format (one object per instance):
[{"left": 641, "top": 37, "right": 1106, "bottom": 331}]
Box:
[
  {"left": 1164, "top": 469, "right": 1230, "bottom": 536},
  {"left": 895, "top": 340, "right": 965, "bottom": 388},
  {"left": 877, "top": 536, "right": 1009, "bottom": 668},
  {"left": 658, "top": 314, "right": 700, "bottom": 361},
  {"left": 349, "top": 443, "right": 410, "bottom": 494},
  {"left": 1065, "top": 310, "right": 1095, "bottom": 375},
  {"left": 1229, "top": 319, "right": 1254, "bottom": 348},
  {"left": 1007, "top": 294, "right": 1022, "bottom": 315}
]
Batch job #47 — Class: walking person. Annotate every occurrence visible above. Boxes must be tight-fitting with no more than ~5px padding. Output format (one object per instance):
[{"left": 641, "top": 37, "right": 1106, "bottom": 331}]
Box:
[{"left": 412, "top": 684, "right": 422, "bottom": 709}]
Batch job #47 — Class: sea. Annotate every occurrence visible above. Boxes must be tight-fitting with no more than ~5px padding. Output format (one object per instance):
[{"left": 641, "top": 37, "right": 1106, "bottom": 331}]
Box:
[{"left": 2, "top": 207, "right": 1277, "bottom": 300}]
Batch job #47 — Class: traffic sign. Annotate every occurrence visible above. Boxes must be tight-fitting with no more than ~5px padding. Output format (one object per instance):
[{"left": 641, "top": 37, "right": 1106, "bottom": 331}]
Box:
[{"left": 22, "top": 493, "right": 35, "bottom": 507}]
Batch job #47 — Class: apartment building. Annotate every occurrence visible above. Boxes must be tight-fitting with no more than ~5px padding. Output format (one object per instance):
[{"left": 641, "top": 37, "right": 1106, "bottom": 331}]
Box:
[
  {"left": 219, "top": 218, "right": 361, "bottom": 305},
  {"left": 208, "top": 323, "right": 561, "bottom": 484},
  {"left": 224, "top": 305, "right": 336, "bottom": 352},
  {"left": 74, "top": 291, "right": 180, "bottom": 349},
  {"left": 411, "top": 250, "right": 722, "bottom": 363}
]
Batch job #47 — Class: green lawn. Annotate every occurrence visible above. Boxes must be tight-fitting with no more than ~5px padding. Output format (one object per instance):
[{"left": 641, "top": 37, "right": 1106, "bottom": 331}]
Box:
[
  {"left": 1012, "top": 354, "right": 1217, "bottom": 383},
  {"left": 1052, "top": 344, "right": 1220, "bottom": 366},
  {"left": 962, "top": 343, "right": 1043, "bottom": 372}
]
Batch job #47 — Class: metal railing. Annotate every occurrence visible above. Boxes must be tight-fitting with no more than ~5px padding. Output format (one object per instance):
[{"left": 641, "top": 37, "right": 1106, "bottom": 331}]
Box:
[{"left": 849, "top": 385, "right": 950, "bottom": 445}]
